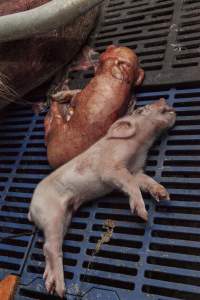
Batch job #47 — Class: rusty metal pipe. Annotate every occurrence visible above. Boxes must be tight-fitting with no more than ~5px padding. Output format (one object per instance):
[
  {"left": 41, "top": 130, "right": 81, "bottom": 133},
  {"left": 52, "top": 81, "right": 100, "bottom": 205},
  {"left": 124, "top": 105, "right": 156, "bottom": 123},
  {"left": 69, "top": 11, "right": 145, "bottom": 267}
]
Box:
[{"left": 0, "top": 0, "right": 103, "bottom": 42}]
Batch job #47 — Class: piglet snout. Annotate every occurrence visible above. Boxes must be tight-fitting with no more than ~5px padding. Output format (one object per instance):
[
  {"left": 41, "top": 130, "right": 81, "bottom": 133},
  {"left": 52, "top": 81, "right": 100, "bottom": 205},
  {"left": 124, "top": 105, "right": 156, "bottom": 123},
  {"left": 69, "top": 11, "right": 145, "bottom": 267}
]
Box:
[
  {"left": 151, "top": 98, "right": 175, "bottom": 113},
  {"left": 151, "top": 98, "right": 168, "bottom": 110},
  {"left": 147, "top": 98, "right": 176, "bottom": 128}
]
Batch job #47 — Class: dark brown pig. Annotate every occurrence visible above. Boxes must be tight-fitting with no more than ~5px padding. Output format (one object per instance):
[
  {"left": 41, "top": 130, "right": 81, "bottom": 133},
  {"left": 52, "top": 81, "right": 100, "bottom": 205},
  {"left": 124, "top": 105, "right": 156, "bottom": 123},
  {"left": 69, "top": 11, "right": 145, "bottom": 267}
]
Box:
[
  {"left": 44, "top": 45, "right": 145, "bottom": 168},
  {"left": 0, "top": 0, "right": 99, "bottom": 109},
  {"left": 29, "top": 98, "right": 176, "bottom": 298}
]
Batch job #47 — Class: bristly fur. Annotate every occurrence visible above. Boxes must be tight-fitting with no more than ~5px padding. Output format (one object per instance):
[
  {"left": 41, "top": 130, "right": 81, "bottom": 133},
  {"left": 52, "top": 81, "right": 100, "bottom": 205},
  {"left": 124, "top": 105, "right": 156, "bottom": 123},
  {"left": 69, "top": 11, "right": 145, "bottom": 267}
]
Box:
[
  {"left": 0, "top": 1, "right": 99, "bottom": 109},
  {"left": 0, "top": 0, "right": 50, "bottom": 16},
  {"left": 0, "top": 0, "right": 50, "bottom": 108},
  {"left": 0, "top": 72, "right": 19, "bottom": 103}
]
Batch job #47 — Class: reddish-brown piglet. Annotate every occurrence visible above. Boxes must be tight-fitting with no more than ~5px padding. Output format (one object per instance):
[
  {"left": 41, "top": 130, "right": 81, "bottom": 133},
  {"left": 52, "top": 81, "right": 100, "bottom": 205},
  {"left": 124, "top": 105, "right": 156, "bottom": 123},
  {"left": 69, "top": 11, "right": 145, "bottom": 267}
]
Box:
[{"left": 44, "top": 45, "right": 144, "bottom": 168}]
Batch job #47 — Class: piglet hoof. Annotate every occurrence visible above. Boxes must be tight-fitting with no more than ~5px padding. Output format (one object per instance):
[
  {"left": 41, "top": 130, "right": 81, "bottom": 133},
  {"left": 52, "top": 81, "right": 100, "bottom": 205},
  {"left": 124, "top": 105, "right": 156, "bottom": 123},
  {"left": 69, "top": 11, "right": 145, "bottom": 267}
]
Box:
[
  {"left": 45, "top": 273, "right": 55, "bottom": 295},
  {"left": 150, "top": 184, "right": 170, "bottom": 202},
  {"left": 44, "top": 274, "right": 65, "bottom": 298},
  {"left": 56, "top": 282, "right": 66, "bottom": 298},
  {"left": 130, "top": 201, "right": 148, "bottom": 222},
  {"left": 136, "top": 207, "right": 148, "bottom": 222}
]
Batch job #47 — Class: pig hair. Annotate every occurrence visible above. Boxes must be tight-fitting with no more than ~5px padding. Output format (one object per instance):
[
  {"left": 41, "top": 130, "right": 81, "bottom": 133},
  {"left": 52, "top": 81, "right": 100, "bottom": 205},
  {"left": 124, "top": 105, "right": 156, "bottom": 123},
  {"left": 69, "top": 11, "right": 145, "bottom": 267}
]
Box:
[{"left": 0, "top": 72, "right": 19, "bottom": 104}]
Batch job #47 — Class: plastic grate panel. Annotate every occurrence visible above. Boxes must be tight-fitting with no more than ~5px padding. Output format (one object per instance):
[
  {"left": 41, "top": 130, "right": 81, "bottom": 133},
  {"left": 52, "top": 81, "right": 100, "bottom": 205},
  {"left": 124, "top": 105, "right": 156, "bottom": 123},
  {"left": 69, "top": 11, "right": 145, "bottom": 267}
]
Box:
[
  {"left": 0, "top": 106, "right": 42, "bottom": 279},
  {"left": 68, "top": 0, "right": 200, "bottom": 86},
  {"left": 4, "top": 86, "right": 198, "bottom": 300}
]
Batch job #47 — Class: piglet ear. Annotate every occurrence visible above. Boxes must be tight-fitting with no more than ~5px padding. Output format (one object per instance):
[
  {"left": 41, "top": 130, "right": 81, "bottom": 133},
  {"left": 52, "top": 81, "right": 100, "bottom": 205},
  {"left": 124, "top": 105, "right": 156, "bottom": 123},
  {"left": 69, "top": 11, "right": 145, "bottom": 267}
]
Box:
[
  {"left": 135, "top": 68, "right": 145, "bottom": 86},
  {"left": 107, "top": 118, "right": 137, "bottom": 139}
]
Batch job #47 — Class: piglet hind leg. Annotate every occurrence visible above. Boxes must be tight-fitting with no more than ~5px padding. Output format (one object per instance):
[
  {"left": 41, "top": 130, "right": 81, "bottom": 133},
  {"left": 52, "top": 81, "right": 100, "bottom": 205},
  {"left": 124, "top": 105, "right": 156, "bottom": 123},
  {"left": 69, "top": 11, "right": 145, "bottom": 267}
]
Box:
[
  {"left": 135, "top": 172, "right": 170, "bottom": 201},
  {"left": 42, "top": 212, "right": 72, "bottom": 298},
  {"left": 102, "top": 167, "right": 148, "bottom": 221}
]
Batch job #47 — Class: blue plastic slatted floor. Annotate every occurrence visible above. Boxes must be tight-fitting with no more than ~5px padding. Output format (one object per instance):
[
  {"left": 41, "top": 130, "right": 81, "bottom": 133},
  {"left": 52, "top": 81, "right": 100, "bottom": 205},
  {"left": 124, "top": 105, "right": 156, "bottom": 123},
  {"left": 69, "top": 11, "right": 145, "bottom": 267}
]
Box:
[
  {"left": 70, "top": 0, "right": 200, "bottom": 86},
  {"left": 0, "top": 86, "right": 200, "bottom": 300}
]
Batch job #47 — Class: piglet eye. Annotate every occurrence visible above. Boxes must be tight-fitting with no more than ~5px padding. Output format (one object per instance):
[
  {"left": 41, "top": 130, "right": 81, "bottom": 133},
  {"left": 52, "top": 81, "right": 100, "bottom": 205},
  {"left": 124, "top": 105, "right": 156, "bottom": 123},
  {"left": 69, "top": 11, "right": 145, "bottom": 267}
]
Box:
[{"left": 161, "top": 106, "right": 168, "bottom": 113}]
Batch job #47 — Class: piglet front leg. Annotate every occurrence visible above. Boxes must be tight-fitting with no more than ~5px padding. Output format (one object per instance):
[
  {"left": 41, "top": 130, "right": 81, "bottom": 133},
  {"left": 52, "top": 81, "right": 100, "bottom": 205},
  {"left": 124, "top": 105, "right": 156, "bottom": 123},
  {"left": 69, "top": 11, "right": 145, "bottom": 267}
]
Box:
[
  {"left": 135, "top": 172, "right": 170, "bottom": 201},
  {"left": 51, "top": 89, "right": 81, "bottom": 103},
  {"left": 102, "top": 166, "right": 148, "bottom": 221}
]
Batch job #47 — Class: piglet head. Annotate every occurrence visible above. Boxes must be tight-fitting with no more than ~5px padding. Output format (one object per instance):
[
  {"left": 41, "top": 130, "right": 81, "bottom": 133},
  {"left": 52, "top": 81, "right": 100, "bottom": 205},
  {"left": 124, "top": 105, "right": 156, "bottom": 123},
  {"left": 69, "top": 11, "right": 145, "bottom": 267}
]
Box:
[
  {"left": 99, "top": 45, "right": 144, "bottom": 86},
  {"left": 133, "top": 98, "right": 176, "bottom": 130},
  {"left": 107, "top": 98, "right": 176, "bottom": 140}
]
